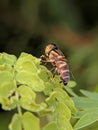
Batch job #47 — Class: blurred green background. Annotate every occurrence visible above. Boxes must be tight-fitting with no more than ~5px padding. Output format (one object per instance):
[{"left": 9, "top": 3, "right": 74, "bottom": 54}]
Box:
[{"left": 0, "top": 0, "right": 98, "bottom": 129}]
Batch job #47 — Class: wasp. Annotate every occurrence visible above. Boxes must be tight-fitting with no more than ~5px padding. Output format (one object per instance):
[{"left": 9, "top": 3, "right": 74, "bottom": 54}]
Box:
[{"left": 41, "top": 43, "right": 70, "bottom": 85}]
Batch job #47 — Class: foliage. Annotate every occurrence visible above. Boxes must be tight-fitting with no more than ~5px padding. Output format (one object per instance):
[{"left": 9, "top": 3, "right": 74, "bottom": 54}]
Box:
[
  {"left": 0, "top": 52, "right": 98, "bottom": 130},
  {"left": 0, "top": 52, "right": 76, "bottom": 130},
  {"left": 73, "top": 90, "right": 98, "bottom": 130}
]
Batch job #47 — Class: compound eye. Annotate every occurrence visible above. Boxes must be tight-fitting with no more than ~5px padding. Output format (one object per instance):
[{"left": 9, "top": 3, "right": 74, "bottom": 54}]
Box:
[
  {"left": 52, "top": 44, "right": 58, "bottom": 50},
  {"left": 54, "top": 46, "right": 58, "bottom": 49},
  {"left": 52, "top": 43, "right": 56, "bottom": 46}
]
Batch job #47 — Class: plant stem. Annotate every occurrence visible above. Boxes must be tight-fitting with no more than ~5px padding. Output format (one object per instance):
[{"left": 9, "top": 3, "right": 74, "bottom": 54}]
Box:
[{"left": 15, "top": 91, "right": 22, "bottom": 116}]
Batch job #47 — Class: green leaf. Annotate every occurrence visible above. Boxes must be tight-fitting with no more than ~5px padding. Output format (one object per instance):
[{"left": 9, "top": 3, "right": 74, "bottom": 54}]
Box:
[
  {"left": 67, "top": 80, "right": 77, "bottom": 88},
  {"left": 38, "top": 108, "right": 52, "bottom": 116},
  {"left": 15, "top": 52, "right": 40, "bottom": 73},
  {"left": 54, "top": 102, "right": 73, "bottom": 130},
  {"left": 45, "top": 87, "right": 76, "bottom": 130},
  {"left": 18, "top": 85, "right": 36, "bottom": 100},
  {"left": 9, "top": 114, "right": 22, "bottom": 130},
  {"left": 0, "top": 71, "right": 16, "bottom": 97},
  {"left": 64, "top": 87, "right": 78, "bottom": 97},
  {"left": 56, "top": 102, "right": 71, "bottom": 121},
  {"left": 43, "top": 122, "right": 58, "bottom": 130},
  {"left": 0, "top": 53, "right": 17, "bottom": 66},
  {"left": 73, "top": 97, "right": 98, "bottom": 109},
  {"left": 73, "top": 90, "right": 98, "bottom": 129},
  {"left": 18, "top": 85, "right": 47, "bottom": 112},
  {"left": 20, "top": 96, "right": 47, "bottom": 112},
  {"left": 46, "top": 88, "right": 76, "bottom": 115},
  {"left": 16, "top": 71, "right": 45, "bottom": 92},
  {"left": 80, "top": 89, "right": 98, "bottom": 99},
  {"left": 38, "top": 65, "right": 52, "bottom": 82},
  {"left": 9, "top": 112, "right": 40, "bottom": 130},
  {"left": 0, "top": 96, "right": 17, "bottom": 110},
  {"left": 43, "top": 82, "right": 54, "bottom": 96},
  {"left": 15, "top": 58, "right": 38, "bottom": 73},
  {"left": 74, "top": 112, "right": 98, "bottom": 130},
  {"left": 0, "top": 53, "right": 17, "bottom": 71},
  {"left": 22, "top": 112, "right": 40, "bottom": 130}
]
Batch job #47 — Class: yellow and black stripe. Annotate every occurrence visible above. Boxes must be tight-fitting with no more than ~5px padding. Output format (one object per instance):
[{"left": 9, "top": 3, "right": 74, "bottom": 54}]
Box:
[{"left": 43, "top": 43, "right": 70, "bottom": 85}]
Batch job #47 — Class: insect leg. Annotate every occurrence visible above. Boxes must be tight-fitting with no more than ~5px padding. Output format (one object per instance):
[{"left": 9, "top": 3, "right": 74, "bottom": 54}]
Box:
[
  {"left": 50, "top": 67, "right": 55, "bottom": 72},
  {"left": 52, "top": 67, "right": 57, "bottom": 78},
  {"left": 40, "top": 55, "right": 46, "bottom": 62},
  {"left": 40, "top": 55, "right": 50, "bottom": 66},
  {"left": 40, "top": 55, "right": 51, "bottom": 63}
]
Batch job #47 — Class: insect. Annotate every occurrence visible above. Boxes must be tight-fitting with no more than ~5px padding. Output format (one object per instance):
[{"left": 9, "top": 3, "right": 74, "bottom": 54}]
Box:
[{"left": 41, "top": 43, "right": 70, "bottom": 85}]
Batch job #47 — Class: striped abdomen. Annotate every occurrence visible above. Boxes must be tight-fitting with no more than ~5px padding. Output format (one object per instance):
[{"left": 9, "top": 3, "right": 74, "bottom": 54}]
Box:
[{"left": 55, "top": 59, "right": 70, "bottom": 85}]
